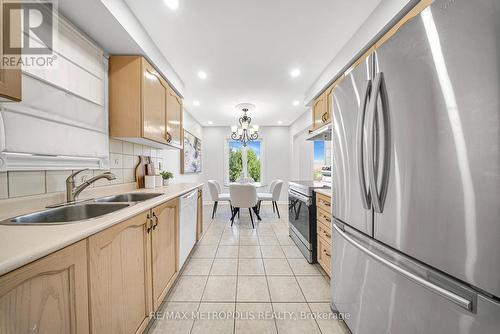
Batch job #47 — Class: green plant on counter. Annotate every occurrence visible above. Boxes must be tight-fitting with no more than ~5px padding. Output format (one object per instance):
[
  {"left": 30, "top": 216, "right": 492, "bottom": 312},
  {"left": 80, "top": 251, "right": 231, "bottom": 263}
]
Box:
[{"left": 160, "top": 171, "right": 174, "bottom": 180}]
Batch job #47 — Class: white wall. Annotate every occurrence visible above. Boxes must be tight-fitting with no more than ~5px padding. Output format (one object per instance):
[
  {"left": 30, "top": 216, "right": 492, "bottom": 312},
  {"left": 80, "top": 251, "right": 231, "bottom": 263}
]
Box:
[
  {"left": 202, "top": 126, "right": 290, "bottom": 203},
  {"left": 161, "top": 110, "right": 204, "bottom": 184},
  {"left": 305, "top": 0, "right": 414, "bottom": 103}
]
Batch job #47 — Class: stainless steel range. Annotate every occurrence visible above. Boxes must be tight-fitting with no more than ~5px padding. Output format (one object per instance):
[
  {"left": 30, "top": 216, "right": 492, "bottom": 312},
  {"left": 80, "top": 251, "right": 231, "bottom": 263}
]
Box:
[{"left": 288, "top": 181, "right": 329, "bottom": 263}]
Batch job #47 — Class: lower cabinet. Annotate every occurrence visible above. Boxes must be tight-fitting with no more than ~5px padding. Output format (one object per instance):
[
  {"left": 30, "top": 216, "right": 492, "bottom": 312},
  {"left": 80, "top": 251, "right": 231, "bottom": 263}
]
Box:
[
  {"left": 0, "top": 240, "right": 89, "bottom": 334},
  {"left": 88, "top": 211, "right": 153, "bottom": 334},
  {"left": 151, "top": 199, "right": 178, "bottom": 311},
  {"left": 196, "top": 188, "right": 203, "bottom": 241},
  {"left": 317, "top": 234, "right": 332, "bottom": 277}
]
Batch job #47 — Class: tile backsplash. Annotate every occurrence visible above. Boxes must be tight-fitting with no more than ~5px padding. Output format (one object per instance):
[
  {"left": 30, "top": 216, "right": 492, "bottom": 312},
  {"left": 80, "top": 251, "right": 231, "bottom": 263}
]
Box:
[{"left": 0, "top": 138, "right": 165, "bottom": 199}]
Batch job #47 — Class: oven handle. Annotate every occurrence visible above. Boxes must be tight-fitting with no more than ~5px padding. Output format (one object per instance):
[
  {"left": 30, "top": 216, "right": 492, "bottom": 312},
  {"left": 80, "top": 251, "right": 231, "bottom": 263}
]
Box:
[{"left": 288, "top": 190, "right": 311, "bottom": 206}]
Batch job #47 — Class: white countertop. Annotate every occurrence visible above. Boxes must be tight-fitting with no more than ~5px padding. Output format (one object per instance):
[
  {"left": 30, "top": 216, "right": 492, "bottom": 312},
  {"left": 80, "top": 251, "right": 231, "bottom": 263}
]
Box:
[
  {"left": 0, "top": 182, "right": 203, "bottom": 276},
  {"left": 315, "top": 188, "right": 331, "bottom": 197}
]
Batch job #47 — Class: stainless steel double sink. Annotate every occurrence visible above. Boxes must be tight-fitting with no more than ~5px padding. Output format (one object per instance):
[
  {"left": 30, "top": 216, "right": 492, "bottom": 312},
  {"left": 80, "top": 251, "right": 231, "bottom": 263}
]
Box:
[{"left": 1, "top": 193, "right": 162, "bottom": 225}]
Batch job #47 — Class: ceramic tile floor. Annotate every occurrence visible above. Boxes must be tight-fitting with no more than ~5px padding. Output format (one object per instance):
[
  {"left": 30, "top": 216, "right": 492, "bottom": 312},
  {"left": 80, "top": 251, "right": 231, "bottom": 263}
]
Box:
[{"left": 147, "top": 204, "right": 350, "bottom": 334}]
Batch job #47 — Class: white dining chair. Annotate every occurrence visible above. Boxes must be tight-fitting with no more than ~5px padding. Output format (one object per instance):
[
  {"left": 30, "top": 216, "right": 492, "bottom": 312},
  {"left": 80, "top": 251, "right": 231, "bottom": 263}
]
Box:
[
  {"left": 229, "top": 184, "right": 261, "bottom": 228},
  {"left": 208, "top": 180, "right": 231, "bottom": 218},
  {"left": 257, "top": 179, "right": 284, "bottom": 218}
]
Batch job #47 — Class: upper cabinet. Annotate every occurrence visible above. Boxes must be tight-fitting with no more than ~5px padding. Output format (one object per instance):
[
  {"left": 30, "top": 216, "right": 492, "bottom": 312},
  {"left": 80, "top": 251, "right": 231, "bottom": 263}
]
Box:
[
  {"left": 310, "top": 75, "right": 344, "bottom": 132},
  {"left": 109, "top": 56, "right": 183, "bottom": 149},
  {"left": 0, "top": 0, "right": 21, "bottom": 102}
]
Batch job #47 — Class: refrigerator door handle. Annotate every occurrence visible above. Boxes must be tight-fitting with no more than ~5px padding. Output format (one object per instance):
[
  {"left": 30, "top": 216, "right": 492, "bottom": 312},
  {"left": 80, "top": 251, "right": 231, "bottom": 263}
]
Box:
[
  {"left": 356, "top": 80, "right": 372, "bottom": 210},
  {"left": 367, "top": 72, "right": 391, "bottom": 213},
  {"left": 332, "top": 223, "right": 473, "bottom": 311}
]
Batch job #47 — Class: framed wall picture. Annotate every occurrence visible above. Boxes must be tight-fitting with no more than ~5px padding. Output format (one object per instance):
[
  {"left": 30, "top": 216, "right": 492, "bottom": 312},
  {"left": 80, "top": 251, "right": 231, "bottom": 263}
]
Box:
[{"left": 181, "top": 130, "right": 202, "bottom": 173}]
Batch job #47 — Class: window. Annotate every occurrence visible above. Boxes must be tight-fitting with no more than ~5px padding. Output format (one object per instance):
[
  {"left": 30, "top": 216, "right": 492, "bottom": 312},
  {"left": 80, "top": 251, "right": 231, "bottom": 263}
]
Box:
[
  {"left": 313, "top": 141, "right": 325, "bottom": 181},
  {"left": 227, "top": 140, "right": 262, "bottom": 182}
]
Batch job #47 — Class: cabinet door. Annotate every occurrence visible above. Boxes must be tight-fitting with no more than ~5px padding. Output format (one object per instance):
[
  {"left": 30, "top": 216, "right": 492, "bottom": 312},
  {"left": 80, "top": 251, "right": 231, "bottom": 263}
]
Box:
[
  {"left": 142, "top": 59, "right": 168, "bottom": 144},
  {"left": 88, "top": 212, "right": 152, "bottom": 334},
  {"left": 0, "top": 240, "right": 89, "bottom": 334},
  {"left": 151, "top": 200, "right": 178, "bottom": 310},
  {"left": 0, "top": 0, "right": 21, "bottom": 101},
  {"left": 317, "top": 236, "right": 331, "bottom": 277},
  {"left": 312, "top": 93, "right": 327, "bottom": 130},
  {"left": 166, "top": 86, "right": 183, "bottom": 148}
]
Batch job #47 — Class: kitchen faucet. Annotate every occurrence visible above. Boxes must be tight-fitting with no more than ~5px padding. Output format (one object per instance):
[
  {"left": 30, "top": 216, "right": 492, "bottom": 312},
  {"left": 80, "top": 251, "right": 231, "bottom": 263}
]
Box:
[{"left": 66, "top": 169, "right": 116, "bottom": 202}]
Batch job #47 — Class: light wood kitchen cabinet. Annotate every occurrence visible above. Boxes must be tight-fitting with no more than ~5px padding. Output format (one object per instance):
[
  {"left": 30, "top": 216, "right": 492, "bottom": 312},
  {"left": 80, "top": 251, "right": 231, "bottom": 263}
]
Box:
[
  {"left": 311, "top": 91, "right": 327, "bottom": 130},
  {"left": 316, "top": 192, "right": 332, "bottom": 277},
  {"left": 151, "top": 199, "right": 178, "bottom": 311},
  {"left": 88, "top": 211, "right": 152, "bottom": 334},
  {"left": 196, "top": 188, "right": 203, "bottom": 241},
  {"left": 166, "top": 86, "right": 183, "bottom": 148},
  {"left": 109, "top": 55, "right": 183, "bottom": 149},
  {"left": 0, "top": 0, "right": 22, "bottom": 102},
  {"left": 0, "top": 240, "right": 89, "bottom": 334}
]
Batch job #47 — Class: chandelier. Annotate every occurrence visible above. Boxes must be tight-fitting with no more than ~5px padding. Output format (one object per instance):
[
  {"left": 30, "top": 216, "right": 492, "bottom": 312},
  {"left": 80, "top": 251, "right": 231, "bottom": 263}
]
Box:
[{"left": 231, "top": 103, "right": 259, "bottom": 147}]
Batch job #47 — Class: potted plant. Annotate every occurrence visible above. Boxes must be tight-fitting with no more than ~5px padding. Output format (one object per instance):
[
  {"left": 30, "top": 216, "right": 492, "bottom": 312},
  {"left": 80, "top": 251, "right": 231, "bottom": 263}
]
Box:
[{"left": 159, "top": 171, "right": 173, "bottom": 186}]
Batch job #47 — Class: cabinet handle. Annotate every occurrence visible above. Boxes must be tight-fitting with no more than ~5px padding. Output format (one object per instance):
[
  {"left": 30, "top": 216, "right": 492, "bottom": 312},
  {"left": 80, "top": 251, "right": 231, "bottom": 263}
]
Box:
[
  {"left": 323, "top": 249, "right": 331, "bottom": 257},
  {"left": 324, "top": 231, "right": 331, "bottom": 239},
  {"left": 166, "top": 132, "right": 172, "bottom": 143},
  {"left": 319, "top": 199, "right": 331, "bottom": 207},
  {"left": 152, "top": 212, "right": 159, "bottom": 230}
]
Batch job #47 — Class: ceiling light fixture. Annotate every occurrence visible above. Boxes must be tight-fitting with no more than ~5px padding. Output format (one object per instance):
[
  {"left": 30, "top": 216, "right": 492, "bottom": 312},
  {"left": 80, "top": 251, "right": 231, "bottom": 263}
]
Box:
[
  {"left": 231, "top": 103, "right": 259, "bottom": 147},
  {"left": 290, "top": 68, "right": 301, "bottom": 78},
  {"left": 163, "top": 0, "right": 179, "bottom": 10},
  {"left": 197, "top": 71, "right": 207, "bottom": 80},
  {"left": 193, "top": 100, "right": 200, "bottom": 106},
  {"left": 277, "top": 120, "right": 283, "bottom": 125},
  {"left": 208, "top": 121, "right": 213, "bottom": 125},
  {"left": 292, "top": 100, "right": 300, "bottom": 106}
]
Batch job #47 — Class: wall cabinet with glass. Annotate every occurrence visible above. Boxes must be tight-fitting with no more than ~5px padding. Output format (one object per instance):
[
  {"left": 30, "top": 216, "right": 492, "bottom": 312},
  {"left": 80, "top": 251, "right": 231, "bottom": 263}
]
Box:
[{"left": 109, "top": 56, "right": 183, "bottom": 149}]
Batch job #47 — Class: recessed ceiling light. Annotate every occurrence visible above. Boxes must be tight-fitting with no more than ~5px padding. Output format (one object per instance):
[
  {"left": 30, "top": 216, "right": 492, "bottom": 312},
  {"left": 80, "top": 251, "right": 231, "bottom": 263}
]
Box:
[
  {"left": 290, "top": 68, "right": 301, "bottom": 78},
  {"left": 197, "top": 71, "right": 207, "bottom": 80},
  {"left": 208, "top": 121, "right": 213, "bottom": 125},
  {"left": 163, "top": 0, "right": 179, "bottom": 10},
  {"left": 292, "top": 100, "right": 300, "bottom": 106},
  {"left": 193, "top": 100, "right": 200, "bottom": 106},
  {"left": 277, "top": 120, "right": 283, "bottom": 125}
]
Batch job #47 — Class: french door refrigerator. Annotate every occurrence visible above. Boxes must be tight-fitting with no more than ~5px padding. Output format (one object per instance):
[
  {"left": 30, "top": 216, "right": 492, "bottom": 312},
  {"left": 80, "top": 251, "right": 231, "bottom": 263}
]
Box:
[{"left": 330, "top": 0, "right": 500, "bottom": 333}]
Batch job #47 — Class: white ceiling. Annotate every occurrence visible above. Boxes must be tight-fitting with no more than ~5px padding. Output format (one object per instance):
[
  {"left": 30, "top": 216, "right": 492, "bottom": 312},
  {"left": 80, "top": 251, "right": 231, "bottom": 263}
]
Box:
[{"left": 124, "top": 0, "right": 381, "bottom": 126}]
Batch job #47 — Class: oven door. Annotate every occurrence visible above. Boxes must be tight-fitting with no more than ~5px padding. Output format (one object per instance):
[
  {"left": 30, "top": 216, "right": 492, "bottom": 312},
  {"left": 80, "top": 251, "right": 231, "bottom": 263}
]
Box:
[{"left": 288, "top": 189, "right": 314, "bottom": 255}]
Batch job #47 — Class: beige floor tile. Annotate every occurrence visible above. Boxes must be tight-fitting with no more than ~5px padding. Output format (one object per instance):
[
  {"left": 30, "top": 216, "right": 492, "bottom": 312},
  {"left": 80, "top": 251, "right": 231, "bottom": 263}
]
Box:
[
  {"left": 168, "top": 276, "right": 208, "bottom": 302},
  {"left": 182, "top": 259, "right": 214, "bottom": 276},
  {"left": 296, "top": 276, "right": 330, "bottom": 302},
  {"left": 258, "top": 236, "right": 280, "bottom": 245},
  {"left": 308, "top": 303, "right": 351, "bottom": 334},
  {"left": 235, "top": 303, "right": 277, "bottom": 334},
  {"left": 263, "top": 259, "right": 293, "bottom": 276},
  {"left": 236, "top": 276, "right": 270, "bottom": 302},
  {"left": 239, "top": 236, "right": 260, "bottom": 245},
  {"left": 267, "top": 277, "right": 305, "bottom": 302},
  {"left": 210, "top": 259, "right": 238, "bottom": 275},
  {"left": 260, "top": 245, "right": 285, "bottom": 258},
  {"left": 239, "top": 246, "right": 262, "bottom": 258},
  {"left": 191, "top": 303, "right": 235, "bottom": 334},
  {"left": 216, "top": 245, "right": 239, "bottom": 258},
  {"left": 281, "top": 245, "right": 305, "bottom": 259},
  {"left": 198, "top": 235, "right": 221, "bottom": 245},
  {"left": 149, "top": 301, "right": 199, "bottom": 334},
  {"left": 257, "top": 229, "right": 276, "bottom": 237},
  {"left": 288, "top": 258, "right": 322, "bottom": 276},
  {"left": 202, "top": 276, "right": 237, "bottom": 302},
  {"left": 277, "top": 235, "right": 295, "bottom": 245},
  {"left": 272, "top": 303, "right": 321, "bottom": 334},
  {"left": 238, "top": 258, "right": 265, "bottom": 276},
  {"left": 220, "top": 235, "right": 239, "bottom": 245},
  {"left": 239, "top": 229, "right": 258, "bottom": 236},
  {"left": 191, "top": 245, "right": 218, "bottom": 258}
]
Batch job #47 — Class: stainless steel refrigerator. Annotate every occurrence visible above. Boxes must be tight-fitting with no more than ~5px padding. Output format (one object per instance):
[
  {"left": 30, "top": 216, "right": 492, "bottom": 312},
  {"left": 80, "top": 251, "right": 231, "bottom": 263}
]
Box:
[{"left": 330, "top": 0, "right": 500, "bottom": 333}]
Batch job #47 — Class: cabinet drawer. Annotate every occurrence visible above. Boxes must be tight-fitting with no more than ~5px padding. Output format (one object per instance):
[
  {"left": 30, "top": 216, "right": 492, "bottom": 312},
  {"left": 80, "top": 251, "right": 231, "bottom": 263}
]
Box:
[
  {"left": 317, "top": 220, "right": 332, "bottom": 244},
  {"left": 317, "top": 236, "right": 331, "bottom": 277},
  {"left": 316, "top": 193, "right": 331, "bottom": 213},
  {"left": 317, "top": 207, "right": 332, "bottom": 229}
]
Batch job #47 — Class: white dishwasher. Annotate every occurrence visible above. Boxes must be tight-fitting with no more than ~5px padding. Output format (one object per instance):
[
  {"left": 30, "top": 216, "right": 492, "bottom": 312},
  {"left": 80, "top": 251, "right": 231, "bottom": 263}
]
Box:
[{"left": 179, "top": 190, "right": 198, "bottom": 268}]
